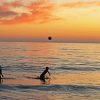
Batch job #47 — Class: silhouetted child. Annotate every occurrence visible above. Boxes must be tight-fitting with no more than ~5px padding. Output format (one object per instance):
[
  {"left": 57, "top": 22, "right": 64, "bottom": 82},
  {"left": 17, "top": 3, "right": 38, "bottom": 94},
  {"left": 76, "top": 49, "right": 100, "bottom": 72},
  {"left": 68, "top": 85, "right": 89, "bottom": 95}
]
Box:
[
  {"left": 0, "top": 65, "right": 3, "bottom": 79},
  {"left": 40, "top": 67, "right": 50, "bottom": 80}
]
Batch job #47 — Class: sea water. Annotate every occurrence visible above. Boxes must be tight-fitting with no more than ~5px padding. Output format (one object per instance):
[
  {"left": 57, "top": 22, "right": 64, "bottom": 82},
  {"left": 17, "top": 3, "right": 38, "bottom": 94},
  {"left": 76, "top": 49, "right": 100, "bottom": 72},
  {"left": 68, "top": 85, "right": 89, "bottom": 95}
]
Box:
[{"left": 0, "top": 42, "right": 100, "bottom": 100}]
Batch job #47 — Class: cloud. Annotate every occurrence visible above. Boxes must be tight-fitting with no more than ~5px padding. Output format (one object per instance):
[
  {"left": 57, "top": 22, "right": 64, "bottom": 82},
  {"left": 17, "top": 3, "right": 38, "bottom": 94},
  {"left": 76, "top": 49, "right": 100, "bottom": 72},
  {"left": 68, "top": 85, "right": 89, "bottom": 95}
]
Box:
[
  {"left": 62, "top": 1, "right": 100, "bottom": 8},
  {"left": 0, "top": 10, "right": 17, "bottom": 17},
  {"left": 53, "top": 1, "right": 100, "bottom": 20},
  {"left": 0, "top": 0, "right": 57, "bottom": 24},
  {"left": 0, "top": 0, "right": 100, "bottom": 24}
]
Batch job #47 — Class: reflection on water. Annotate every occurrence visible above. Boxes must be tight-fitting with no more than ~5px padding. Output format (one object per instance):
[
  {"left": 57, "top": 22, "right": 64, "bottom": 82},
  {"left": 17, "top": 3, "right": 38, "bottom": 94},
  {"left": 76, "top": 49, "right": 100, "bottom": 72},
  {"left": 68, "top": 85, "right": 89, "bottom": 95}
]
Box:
[
  {"left": 1, "top": 78, "right": 51, "bottom": 85},
  {"left": 0, "top": 42, "right": 100, "bottom": 100}
]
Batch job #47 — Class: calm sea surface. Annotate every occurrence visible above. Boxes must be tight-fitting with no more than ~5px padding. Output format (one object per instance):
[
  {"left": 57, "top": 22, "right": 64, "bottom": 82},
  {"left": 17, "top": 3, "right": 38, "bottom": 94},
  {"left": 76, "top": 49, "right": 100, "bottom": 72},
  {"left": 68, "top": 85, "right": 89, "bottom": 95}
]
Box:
[{"left": 0, "top": 42, "right": 100, "bottom": 100}]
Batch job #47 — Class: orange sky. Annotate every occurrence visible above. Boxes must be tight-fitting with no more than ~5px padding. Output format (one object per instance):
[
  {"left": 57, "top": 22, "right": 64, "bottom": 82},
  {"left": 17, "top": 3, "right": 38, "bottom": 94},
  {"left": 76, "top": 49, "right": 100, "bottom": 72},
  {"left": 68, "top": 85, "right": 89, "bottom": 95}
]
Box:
[{"left": 0, "top": 0, "right": 100, "bottom": 42}]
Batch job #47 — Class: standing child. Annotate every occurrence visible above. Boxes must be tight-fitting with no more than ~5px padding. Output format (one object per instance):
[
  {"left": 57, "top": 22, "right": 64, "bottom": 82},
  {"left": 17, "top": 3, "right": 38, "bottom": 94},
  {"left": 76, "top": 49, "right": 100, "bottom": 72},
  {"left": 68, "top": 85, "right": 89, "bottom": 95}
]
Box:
[{"left": 0, "top": 65, "right": 3, "bottom": 79}]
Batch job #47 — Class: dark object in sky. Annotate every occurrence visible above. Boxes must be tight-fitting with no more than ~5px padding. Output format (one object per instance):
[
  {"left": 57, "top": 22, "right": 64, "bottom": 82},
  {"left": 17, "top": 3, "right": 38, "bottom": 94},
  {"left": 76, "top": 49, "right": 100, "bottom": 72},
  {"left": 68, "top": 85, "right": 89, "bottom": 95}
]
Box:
[{"left": 48, "top": 36, "right": 52, "bottom": 40}]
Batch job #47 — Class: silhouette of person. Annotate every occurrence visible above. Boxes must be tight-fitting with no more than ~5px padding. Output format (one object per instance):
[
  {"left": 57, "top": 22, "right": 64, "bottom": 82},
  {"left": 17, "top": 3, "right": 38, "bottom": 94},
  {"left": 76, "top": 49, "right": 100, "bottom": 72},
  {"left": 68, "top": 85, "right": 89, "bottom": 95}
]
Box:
[
  {"left": 40, "top": 67, "right": 50, "bottom": 81},
  {"left": 0, "top": 78, "right": 3, "bottom": 84},
  {"left": 0, "top": 65, "right": 3, "bottom": 79}
]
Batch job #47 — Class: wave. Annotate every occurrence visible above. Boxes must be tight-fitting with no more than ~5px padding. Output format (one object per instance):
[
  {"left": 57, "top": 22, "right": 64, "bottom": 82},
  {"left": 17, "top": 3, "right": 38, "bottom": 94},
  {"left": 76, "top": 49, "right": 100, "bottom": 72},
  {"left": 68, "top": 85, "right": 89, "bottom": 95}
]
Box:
[
  {"left": 3, "top": 66, "right": 100, "bottom": 74},
  {"left": 57, "top": 66, "right": 100, "bottom": 71},
  {"left": 0, "top": 84, "right": 100, "bottom": 93}
]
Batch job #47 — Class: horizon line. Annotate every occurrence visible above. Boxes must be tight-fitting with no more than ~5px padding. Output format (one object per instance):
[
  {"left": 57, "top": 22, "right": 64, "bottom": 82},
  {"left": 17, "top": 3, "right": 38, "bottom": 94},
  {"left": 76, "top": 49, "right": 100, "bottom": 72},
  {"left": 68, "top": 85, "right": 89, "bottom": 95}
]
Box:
[{"left": 0, "top": 41, "right": 100, "bottom": 43}]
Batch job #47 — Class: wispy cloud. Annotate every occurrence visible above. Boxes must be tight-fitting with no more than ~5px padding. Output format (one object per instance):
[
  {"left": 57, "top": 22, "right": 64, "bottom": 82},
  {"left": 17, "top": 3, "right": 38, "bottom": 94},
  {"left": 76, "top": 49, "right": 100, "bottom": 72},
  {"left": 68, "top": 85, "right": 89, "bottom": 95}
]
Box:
[
  {"left": 0, "top": 0, "right": 100, "bottom": 24},
  {"left": 0, "top": 0, "right": 57, "bottom": 24},
  {"left": 62, "top": 1, "right": 100, "bottom": 8},
  {"left": 0, "top": 10, "right": 18, "bottom": 20}
]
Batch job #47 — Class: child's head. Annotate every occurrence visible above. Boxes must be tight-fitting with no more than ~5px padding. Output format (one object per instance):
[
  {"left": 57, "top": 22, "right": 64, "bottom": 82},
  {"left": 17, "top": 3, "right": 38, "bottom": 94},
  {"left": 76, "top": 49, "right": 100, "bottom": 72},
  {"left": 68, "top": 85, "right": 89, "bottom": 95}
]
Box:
[{"left": 46, "top": 67, "right": 49, "bottom": 70}]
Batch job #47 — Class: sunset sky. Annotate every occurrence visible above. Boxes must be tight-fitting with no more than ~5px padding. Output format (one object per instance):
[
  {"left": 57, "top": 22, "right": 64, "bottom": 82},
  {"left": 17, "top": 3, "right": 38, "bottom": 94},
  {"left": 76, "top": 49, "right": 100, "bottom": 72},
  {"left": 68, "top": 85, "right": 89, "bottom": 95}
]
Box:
[{"left": 0, "top": 0, "right": 100, "bottom": 42}]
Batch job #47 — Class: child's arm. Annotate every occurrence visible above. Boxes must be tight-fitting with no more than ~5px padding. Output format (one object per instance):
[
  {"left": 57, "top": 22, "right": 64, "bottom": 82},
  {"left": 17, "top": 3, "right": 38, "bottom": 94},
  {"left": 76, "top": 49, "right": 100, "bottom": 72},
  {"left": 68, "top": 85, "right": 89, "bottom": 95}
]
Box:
[
  {"left": 2, "top": 73, "right": 3, "bottom": 77},
  {"left": 48, "top": 71, "right": 51, "bottom": 76}
]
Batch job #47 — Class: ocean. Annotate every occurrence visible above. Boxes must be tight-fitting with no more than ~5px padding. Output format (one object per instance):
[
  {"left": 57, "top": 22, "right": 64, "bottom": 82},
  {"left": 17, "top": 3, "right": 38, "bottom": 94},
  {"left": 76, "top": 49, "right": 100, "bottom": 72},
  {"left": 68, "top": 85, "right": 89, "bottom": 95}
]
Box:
[{"left": 0, "top": 42, "right": 100, "bottom": 100}]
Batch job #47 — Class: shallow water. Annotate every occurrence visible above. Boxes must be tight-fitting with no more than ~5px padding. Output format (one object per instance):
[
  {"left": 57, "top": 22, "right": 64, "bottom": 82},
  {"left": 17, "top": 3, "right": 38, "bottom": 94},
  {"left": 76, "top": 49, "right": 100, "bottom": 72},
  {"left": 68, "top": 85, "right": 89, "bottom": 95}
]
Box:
[{"left": 0, "top": 42, "right": 100, "bottom": 100}]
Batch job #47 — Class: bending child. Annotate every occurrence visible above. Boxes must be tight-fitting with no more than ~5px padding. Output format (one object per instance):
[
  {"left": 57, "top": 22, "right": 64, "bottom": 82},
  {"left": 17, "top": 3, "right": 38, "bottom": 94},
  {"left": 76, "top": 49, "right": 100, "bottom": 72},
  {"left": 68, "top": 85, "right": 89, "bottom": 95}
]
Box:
[{"left": 40, "top": 67, "right": 50, "bottom": 80}]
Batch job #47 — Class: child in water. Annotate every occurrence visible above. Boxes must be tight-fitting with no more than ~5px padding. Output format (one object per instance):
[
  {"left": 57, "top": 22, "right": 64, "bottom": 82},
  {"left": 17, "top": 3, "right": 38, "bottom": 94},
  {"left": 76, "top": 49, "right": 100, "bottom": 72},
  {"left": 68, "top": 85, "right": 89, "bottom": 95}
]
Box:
[
  {"left": 0, "top": 65, "right": 3, "bottom": 79},
  {"left": 40, "top": 67, "right": 50, "bottom": 80}
]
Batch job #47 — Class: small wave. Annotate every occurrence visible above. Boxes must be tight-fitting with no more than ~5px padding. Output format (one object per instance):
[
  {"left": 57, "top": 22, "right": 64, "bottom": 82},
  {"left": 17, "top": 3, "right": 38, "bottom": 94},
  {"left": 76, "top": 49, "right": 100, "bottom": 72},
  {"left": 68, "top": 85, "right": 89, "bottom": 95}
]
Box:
[
  {"left": 1, "top": 77, "right": 16, "bottom": 80},
  {"left": 0, "top": 85, "right": 16, "bottom": 91},
  {"left": 16, "top": 85, "right": 100, "bottom": 92},
  {"left": 0, "top": 84, "right": 100, "bottom": 93},
  {"left": 57, "top": 66, "right": 100, "bottom": 71},
  {"left": 40, "top": 57, "right": 60, "bottom": 60},
  {"left": 61, "top": 48, "right": 80, "bottom": 51}
]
